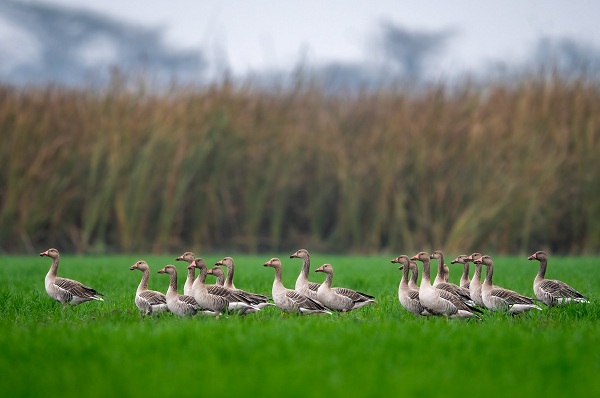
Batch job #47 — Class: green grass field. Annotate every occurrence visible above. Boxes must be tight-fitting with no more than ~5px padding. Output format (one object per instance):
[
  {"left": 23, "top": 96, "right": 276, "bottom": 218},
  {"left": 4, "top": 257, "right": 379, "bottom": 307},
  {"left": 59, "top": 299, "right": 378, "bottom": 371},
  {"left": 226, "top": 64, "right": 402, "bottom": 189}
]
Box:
[{"left": 0, "top": 253, "right": 598, "bottom": 397}]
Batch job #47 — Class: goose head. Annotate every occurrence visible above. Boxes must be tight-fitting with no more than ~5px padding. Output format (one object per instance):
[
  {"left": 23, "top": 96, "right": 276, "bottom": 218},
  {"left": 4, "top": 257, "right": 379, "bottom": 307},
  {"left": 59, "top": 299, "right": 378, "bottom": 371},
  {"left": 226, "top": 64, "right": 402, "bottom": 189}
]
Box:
[
  {"left": 39, "top": 248, "right": 59, "bottom": 259},
  {"left": 430, "top": 250, "right": 444, "bottom": 260},
  {"left": 215, "top": 257, "right": 234, "bottom": 267},
  {"left": 410, "top": 251, "right": 430, "bottom": 262},
  {"left": 290, "top": 249, "right": 309, "bottom": 260},
  {"left": 315, "top": 264, "right": 333, "bottom": 274},
  {"left": 263, "top": 258, "right": 282, "bottom": 268},
  {"left": 188, "top": 258, "right": 207, "bottom": 270},
  {"left": 158, "top": 264, "right": 177, "bottom": 275},
  {"left": 175, "top": 251, "right": 196, "bottom": 263},
  {"left": 528, "top": 251, "right": 547, "bottom": 262},
  {"left": 130, "top": 260, "right": 149, "bottom": 272},
  {"left": 451, "top": 255, "right": 470, "bottom": 264}
]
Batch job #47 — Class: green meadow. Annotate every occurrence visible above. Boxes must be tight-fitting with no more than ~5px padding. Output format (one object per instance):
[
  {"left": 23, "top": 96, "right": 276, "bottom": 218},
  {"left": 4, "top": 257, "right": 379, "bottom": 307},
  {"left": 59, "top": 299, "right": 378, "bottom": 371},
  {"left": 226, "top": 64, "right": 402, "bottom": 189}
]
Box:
[{"left": 0, "top": 253, "right": 598, "bottom": 397}]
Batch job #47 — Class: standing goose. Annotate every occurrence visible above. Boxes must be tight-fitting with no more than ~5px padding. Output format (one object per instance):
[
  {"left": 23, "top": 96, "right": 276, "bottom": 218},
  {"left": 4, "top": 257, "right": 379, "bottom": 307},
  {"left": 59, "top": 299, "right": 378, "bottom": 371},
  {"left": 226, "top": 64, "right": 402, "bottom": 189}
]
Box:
[
  {"left": 215, "top": 257, "right": 273, "bottom": 308},
  {"left": 527, "top": 251, "right": 588, "bottom": 306},
  {"left": 411, "top": 252, "right": 480, "bottom": 319},
  {"left": 189, "top": 259, "right": 259, "bottom": 318},
  {"left": 466, "top": 253, "right": 485, "bottom": 307},
  {"left": 39, "top": 248, "right": 104, "bottom": 309},
  {"left": 451, "top": 255, "right": 471, "bottom": 290},
  {"left": 175, "top": 251, "right": 197, "bottom": 296},
  {"left": 290, "top": 248, "right": 375, "bottom": 303},
  {"left": 473, "top": 255, "right": 542, "bottom": 314},
  {"left": 391, "top": 256, "right": 430, "bottom": 317},
  {"left": 407, "top": 260, "right": 420, "bottom": 291},
  {"left": 314, "top": 264, "right": 376, "bottom": 312},
  {"left": 430, "top": 250, "right": 474, "bottom": 306},
  {"left": 157, "top": 265, "right": 215, "bottom": 317},
  {"left": 130, "top": 260, "right": 168, "bottom": 316},
  {"left": 290, "top": 248, "right": 322, "bottom": 303},
  {"left": 263, "top": 258, "right": 331, "bottom": 315}
]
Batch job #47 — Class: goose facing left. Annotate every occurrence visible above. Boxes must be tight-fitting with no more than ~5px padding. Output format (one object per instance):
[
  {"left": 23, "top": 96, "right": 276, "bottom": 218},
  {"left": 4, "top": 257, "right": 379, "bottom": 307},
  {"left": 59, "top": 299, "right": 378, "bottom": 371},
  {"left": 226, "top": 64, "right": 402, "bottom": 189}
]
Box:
[
  {"left": 130, "top": 260, "right": 168, "bottom": 316},
  {"left": 39, "top": 248, "right": 104, "bottom": 308},
  {"left": 314, "top": 264, "right": 376, "bottom": 312},
  {"left": 527, "top": 251, "right": 588, "bottom": 306}
]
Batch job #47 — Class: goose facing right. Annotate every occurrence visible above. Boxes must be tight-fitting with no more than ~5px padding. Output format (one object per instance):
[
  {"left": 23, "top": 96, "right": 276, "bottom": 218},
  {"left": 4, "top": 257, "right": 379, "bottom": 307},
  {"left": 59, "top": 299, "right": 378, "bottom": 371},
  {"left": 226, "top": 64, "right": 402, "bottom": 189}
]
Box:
[
  {"left": 39, "top": 248, "right": 104, "bottom": 309},
  {"left": 527, "top": 251, "right": 588, "bottom": 306},
  {"left": 263, "top": 258, "right": 331, "bottom": 315},
  {"left": 130, "top": 260, "right": 168, "bottom": 316},
  {"left": 474, "top": 255, "right": 542, "bottom": 314},
  {"left": 314, "top": 264, "right": 376, "bottom": 312}
]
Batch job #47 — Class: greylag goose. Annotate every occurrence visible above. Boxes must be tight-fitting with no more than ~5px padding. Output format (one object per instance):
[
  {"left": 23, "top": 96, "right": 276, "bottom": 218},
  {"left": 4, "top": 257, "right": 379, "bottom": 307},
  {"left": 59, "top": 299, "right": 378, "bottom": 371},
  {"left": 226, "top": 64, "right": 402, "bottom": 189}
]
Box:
[
  {"left": 451, "top": 255, "right": 471, "bottom": 289},
  {"left": 39, "top": 248, "right": 104, "bottom": 308},
  {"left": 411, "top": 251, "right": 480, "bottom": 319},
  {"left": 314, "top": 264, "right": 376, "bottom": 312},
  {"left": 290, "top": 248, "right": 322, "bottom": 303},
  {"left": 407, "top": 260, "right": 420, "bottom": 291},
  {"left": 391, "top": 256, "right": 430, "bottom": 316},
  {"left": 290, "top": 248, "right": 374, "bottom": 304},
  {"left": 263, "top": 258, "right": 331, "bottom": 315},
  {"left": 130, "top": 260, "right": 168, "bottom": 316},
  {"left": 215, "top": 257, "right": 273, "bottom": 308},
  {"left": 175, "top": 251, "right": 197, "bottom": 296},
  {"left": 189, "top": 259, "right": 259, "bottom": 318},
  {"left": 430, "top": 250, "right": 474, "bottom": 306},
  {"left": 527, "top": 251, "right": 588, "bottom": 306},
  {"left": 157, "top": 265, "right": 215, "bottom": 317},
  {"left": 207, "top": 266, "right": 225, "bottom": 286},
  {"left": 466, "top": 253, "right": 484, "bottom": 306},
  {"left": 473, "top": 255, "right": 542, "bottom": 314}
]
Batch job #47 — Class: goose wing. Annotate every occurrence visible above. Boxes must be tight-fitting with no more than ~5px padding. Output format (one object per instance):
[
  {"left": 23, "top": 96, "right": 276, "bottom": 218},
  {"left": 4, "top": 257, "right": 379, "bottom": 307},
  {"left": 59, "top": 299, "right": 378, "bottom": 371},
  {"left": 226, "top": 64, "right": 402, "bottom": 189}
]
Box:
[
  {"left": 540, "top": 279, "right": 586, "bottom": 299},
  {"left": 55, "top": 277, "right": 103, "bottom": 299},
  {"left": 491, "top": 287, "right": 534, "bottom": 304},
  {"left": 285, "top": 290, "right": 327, "bottom": 310},
  {"left": 308, "top": 282, "right": 321, "bottom": 291},
  {"left": 138, "top": 290, "right": 167, "bottom": 306},
  {"left": 332, "top": 287, "right": 375, "bottom": 302}
]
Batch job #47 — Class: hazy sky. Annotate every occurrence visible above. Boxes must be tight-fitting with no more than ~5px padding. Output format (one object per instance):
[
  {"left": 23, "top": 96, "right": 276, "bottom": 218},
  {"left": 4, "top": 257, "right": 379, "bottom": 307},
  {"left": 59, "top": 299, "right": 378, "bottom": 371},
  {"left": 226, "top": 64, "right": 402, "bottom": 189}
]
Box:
[{"left": 35, "top": 0, "right": 600, "bottom": 75}]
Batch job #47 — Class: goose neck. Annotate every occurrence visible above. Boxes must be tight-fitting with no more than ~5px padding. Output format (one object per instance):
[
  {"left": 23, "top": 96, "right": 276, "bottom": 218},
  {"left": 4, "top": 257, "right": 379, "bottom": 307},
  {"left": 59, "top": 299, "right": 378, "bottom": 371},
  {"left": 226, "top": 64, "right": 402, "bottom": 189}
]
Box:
[{"left": 138, "top": 269, "right": 150, "bottom": 292}]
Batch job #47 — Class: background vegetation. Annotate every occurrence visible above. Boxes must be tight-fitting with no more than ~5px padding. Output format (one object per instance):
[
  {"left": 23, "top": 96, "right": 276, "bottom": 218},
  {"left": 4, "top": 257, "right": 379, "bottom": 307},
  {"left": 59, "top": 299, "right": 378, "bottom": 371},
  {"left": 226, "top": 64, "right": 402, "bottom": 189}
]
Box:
[
  {"left": 1, "top": 74, "right": 599, "bottom": 254},
  {"left": 0, "top": 253, "right": 598, "bottom": 397}
]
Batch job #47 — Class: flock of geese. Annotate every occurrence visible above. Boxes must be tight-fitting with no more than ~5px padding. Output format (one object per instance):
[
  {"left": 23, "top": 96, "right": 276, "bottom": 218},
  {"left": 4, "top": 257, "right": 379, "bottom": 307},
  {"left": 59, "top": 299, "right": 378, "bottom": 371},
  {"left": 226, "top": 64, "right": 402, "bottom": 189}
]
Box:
[{"left": 38, "top": 248, "right": 588, "bottom": 319}]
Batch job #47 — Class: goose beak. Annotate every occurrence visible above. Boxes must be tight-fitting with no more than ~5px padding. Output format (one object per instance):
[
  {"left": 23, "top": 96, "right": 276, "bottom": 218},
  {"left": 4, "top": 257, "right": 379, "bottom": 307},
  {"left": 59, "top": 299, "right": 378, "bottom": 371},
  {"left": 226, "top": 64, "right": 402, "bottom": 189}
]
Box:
[
  {"left": 398, "top": 266, "right": 403, "bottom": 271},
  {"left": 207, "top": 269, "right": 213, "bottom": 274},
  {"left": 390, "top": 258, "right": 398, "bottom": 263},
  {"left": 215, "top": 260, "right": 223, "bottom": 265},
  {"left": 527, "top": 253, "right": 536, "bottom": 260},
  {"left": 410, "top": 255, "right": 418, "bottom": 261},
  {"left": 175, "top": 257, "right": 183, "bottom": 261},
  {"left": 39, "top": 250, "right": 48, "bottom": 257},
  {"left": 315, "top": 266, "right": 324, "bottom": 272},
  {"left": 129, "top": 266, "right": 136, "bottom": 270},
  {"left": 157, "top": 269, "right": 166, "bottom": 274}
]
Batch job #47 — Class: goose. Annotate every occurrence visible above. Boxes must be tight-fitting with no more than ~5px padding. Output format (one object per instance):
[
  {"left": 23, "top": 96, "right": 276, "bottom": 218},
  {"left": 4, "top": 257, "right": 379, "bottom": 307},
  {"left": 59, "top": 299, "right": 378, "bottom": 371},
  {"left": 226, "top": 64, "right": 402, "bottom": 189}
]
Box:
[
  {"left": 314, "top": 264, "right": 376, "bottom": 312},
  {"left": 189, "top": 259, "right": 259, "bottom": 318},
  {"left": 473, "top": 255, "right": 542, "bottom": 314},
  {"left": 411, "top": 251, "right": 480, "bottom": 319},
  {"left": 130, "top": 260, "right": 168, "bottom": 316},
  {"left": 466, "top": 253, "right": 485, "bottom": 306},
  {"left": 263, "top": 258, "right": 331, "bottom": 315},
  {"left": 290, "top": 248, "right": 322, "bottom": 303},
  {"left": 157, "top": 265, "right": 216, "bottom": 317},
  {"left": 39, "top": 248, "right": 104, "bottom": 309},
  {"left": 407, "top": 259, "right": 420, "bottom": 291},
  {"left": 527, "top": 251, "right": 588, "bottom": 306},
  {"left": 290, "top": 248, "right": 375, "bottom": 304},
  {"left": 430, "top": 250, "right": 474, "bottom": 306},
  {"left": 391, "top": 256, "right": 430, "bottom": 316},
  {"left": 215, "top": 257, "right": 273, "bottom": 308},
  {"left": 175, "top": 251, "right": 197, "bottom": 296},
  {"left": 451, "top": 255, "right": 471, "bottom": 289}
]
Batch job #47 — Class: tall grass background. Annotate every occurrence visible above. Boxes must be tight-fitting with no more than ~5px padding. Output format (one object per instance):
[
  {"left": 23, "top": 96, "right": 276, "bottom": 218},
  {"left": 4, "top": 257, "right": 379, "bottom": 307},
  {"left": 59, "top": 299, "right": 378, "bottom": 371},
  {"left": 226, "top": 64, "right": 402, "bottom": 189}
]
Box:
[{"left": 1, "top": 73, "right": 599, "bottom": 254}]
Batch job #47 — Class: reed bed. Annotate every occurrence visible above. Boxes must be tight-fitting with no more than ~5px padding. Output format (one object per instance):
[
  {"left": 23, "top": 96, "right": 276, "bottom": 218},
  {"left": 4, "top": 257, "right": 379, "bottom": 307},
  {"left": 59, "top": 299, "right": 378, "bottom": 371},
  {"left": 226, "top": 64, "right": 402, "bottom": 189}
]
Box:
[{"left": 1, "top": 75, "right": 599, "bottom": 254}]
